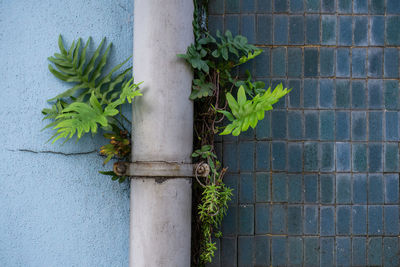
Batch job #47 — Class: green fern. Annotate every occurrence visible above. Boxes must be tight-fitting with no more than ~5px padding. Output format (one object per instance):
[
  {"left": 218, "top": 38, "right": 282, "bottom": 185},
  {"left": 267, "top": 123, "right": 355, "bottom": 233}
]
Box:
[{"left": 219, "top": 84, "right": 290, "bottom": 136}]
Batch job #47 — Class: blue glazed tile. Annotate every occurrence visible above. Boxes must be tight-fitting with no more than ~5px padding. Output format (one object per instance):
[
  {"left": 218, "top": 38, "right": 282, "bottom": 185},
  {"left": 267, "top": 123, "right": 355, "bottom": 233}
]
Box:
[
  {"left": 354, "top": 0, "right": 368, "bottom": 13},
  {"left": 225, "top": 15, "right": 240, "bottom": 35},
  {"left": 272, "top": 141, "right": 286, "bottom": 171},
  {"left": 352, "top": 205, "right": 367, "bottom": 234},
  {"left": 221, "top": 238, "right": 237, "bottom": 266},
  {"left": 320, "top": 206, "right": 335, "bottom": 236},
  {"left": 386, "top": 112, "right": 399, "bottom": 141},
  {"left": 368, "top": 48, "right": 383, "bottom": 77},
  {"left": 256, "top": 113, "right": 271, "bottom": 139},
  {"left": 223, "top": 143, "right": 238, "bottom": 172},
  {"left": 371, "top": 0, "right": 385, "bottom": 14},
  {"left": 256, "top": 0, "right": 271, "bottom": 12},
  {"left": 352, "top": 143, "right": 367, "bottom": 172},
  {"left": 271, "top": 237, "right": 287, "bottom": 267},
  {"left": 368, "top": 80, "right": 383, "bottom": 108},
  {"left": 226, "top": 0, "right": 240, "bottom": 13},
  {"left": 208, "top": 16, "right": 224, "bottom": 36},
  {"left": 386, "top": 16, "right": 400, "bottom": 45},
  {"left": 385, "top": 80, "right": 399, "bottom": 110},
  {"left": 353, "top": 174, "right": 367, "bottom": 204},
  {"left": 338, "top": 0, "right": 352, "bottom": 13},
  {"left": 338, "top": 16, "right": 352, "bottom": 45},
  {"left": 336, "top": 173, "right": 351, "bottom": 203},
  {"left": 336, "top": 143, "right": 351, "bottom": 172},
  {"left": 273, "top": 15, "right": 288, "bottom": 45},
  {"left": 240, "top": 173, "right": 254, "bottom": 203},
  {"left": 288, "top": 237, "right": 303, "bottom": 266},
  {"left": 384, "top": 206, "right": 399, "bottom": 235},
  {"left": 368, "top": 174, "right": 384, "bottom": 204},
  {"left": 304, "top": 49, "right": 318, "bottom": 77},
  {"left": 352, "top": 237, "right": 367, "bottom": 266},
  {"left": 368, "top": 144, "right": 383, "bottom": 172},
  {"left": 256, "top": 142, "right": 270, "bottom": 171},
  {"left": 238, "top": 205, "right": 254, "bottom": 234},
  {"left": 320, "top": 174, "right": 334, "bottom": 203},
  {"left": 304, "top": 174, "right": 318, "bottom": 202},
  {"left": 288, "top": 80, "right": 302, "bottom": 108},
  {"left": 370, "top": 16, "right": 385, "bottom": 45},
  {"left": 319, "top": 79, "right": 334, "bottom": 108},
  {"left": 385, "top": 174, "right": 399, "bottom": 204},
  {"left": 254, "top": 47, "right": 270, "bottom": 77},
  {"left": 274, "top": 0, "right": 288, "bottom": 12},
  {"left": 238, "top": 236, "right": 253, "bottom": 267},
  {"left": 304, "top": 237, "right": 319, "bottom": 267},
  {"left": 239, "top": 142, "right": 254, "bottom": 172},
  {"left": 383, "top": 237, "right": 399, "bottom": 267},
  {"left": 255, "top": 203, "right": 270, "bottom": 234},
  {"left": 368, "top": 206, "right": 383, "bottom": 235},
  {"left": 320, "top": 48, "right": 335, "bottom": 77},
  {"left": 354, "top": 17, "right": 368, "bottom": 46},
  {"left": 320, "top": 238, "right": 334, "bottom": 267},
  {"left": 388, "top": 0, "right": 400, "bottom": 14},
  {"left": 225, "top": 174, "right": 239, "bottom": 205},
  {"left": 288, "top": 48, "right": 302, "bottom": 77},
  {"left": 290, "top": 0, "right": 304, "bottom": 13},
  {"left": 288, "top": 205, "right": 303, "bottom": 234},
  {"left": 368, "top": 237, "right": 383, "bottom": 266},
  {"left": 304, "top": 205, "right": 318, "bottom": 234},
  {"left": 272, "top": 173, "right": 287, "bottom": 202},
  {"left": 303, "top": 79, "right": 318, "bottom": 108},
  {"left": 322, "top": 0, "right": 336, "bottom": 13},
  {"left": 241, "top": 0, "right": 255, "bottom": 12},
  {"left": 306, "top": 15, "right": 320, "bottom": 44},
  {"left": 336, "top": 112, "right": 350, "bottom": 141},
  {"left": 241, "top": 15, "right": 255, "bottom": 44},
  {"left": 304, "top": 143, "right": 318, "bottom": 172},
  {"left": 305, "top": 0, "right": 320, "bottom": 12},
  {"left": 322, "top": 15, "right": 336, "bottom": 45},
  {"left": 271, "top": 110, "right": 286, "bottom": 139},
  {"left": 336, "top": 206, "right": 351, "bottom": 235},
  {"left": 384, "top": 48, "right": 399, "bottom": 78},
  {"left": 288, "top": 111, "right": 303, "bottom": 140},
  {"left": 336, "top": 237, "right": 351, "bottom": 266},
  {"left": 352, "top": 112, "right": 367, "bottom": 141},
  {"left": 222, "top": 206, "right": 237, "bottom": 235},
  {"left": 240, "top": 126, "right": 254, "bottom": 141},
  {"left": 209, "top": 0, "right": 224, "bottom": 14},
  {"left": 288, "top": 174, "right": 303, "bottom": 203},
  {"left": 288, "top": 143, "right": 303, "bottom": 172},
  {"left": 385, "top": 143, "right": 399, "bottom": 172},
  {"left": 256, "top": 15, "right": 272, "bottom": 44},
  {"left": 271, "top": 205, "right": 286, "bottom": 234},
  {"left": 369, "top": 112, "right": 383, "bottom": 141},
  {"left": 336, "top": 48, "right": 350, "bottom": 77},
  {"left": 320, "top": 111, "right": 335, "bottom": 140},
  {"left": 352, "top": 48, "right": 367, "bottom": 77},
  {"left": 352, "top": 81, "right": 367, "bottom": 109},
  {"left": 256, "top": 173, "right": 270, "bottom": 202},
  {"left": 305, "top": 112, "right": 319, "bottom": 139},
  {"left": 254, "top": 236, "right": 270, "bottom": 266},
  {"left": 272, "top": 47, "right": 286, "bottom": 77},
  {"left": 320, "top": 143, "right": 335, "bottom": 172},
  {"left": 336, "top": 79, "right": 350, "bottom": 108}
]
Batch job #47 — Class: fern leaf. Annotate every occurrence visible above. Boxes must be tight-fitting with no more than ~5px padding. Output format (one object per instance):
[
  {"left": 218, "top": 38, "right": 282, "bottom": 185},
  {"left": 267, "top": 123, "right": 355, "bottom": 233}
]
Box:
[{"left": 83, "top": 37, "right": 105, "bottom": 81}]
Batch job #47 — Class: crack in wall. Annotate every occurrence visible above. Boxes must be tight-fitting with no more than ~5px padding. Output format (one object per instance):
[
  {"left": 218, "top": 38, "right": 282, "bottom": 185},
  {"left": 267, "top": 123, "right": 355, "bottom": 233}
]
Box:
[{"left": 7, "top": 148, "right": 98, "bottom": 156}]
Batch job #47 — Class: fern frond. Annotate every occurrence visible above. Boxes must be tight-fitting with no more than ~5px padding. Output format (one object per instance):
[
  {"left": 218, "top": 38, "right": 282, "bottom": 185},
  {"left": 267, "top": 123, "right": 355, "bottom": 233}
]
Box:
[{"left": 219, "top": 84, "right": 290, "bottom": 136}]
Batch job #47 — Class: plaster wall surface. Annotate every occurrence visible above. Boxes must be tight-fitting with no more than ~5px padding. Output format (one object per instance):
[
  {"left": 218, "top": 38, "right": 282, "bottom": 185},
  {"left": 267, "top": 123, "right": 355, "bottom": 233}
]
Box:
[{"left": 0, "top": 1, "right": 133, "bottom": 266}]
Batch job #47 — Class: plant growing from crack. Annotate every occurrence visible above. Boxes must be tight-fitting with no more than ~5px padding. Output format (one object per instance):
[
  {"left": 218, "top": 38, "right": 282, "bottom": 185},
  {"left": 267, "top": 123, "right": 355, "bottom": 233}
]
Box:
[
  {"left": 180, "top": 0, "right": 290, "bottom": 265},
  {"left": 42, "top": 35, "right": 142, "bottom": 182}
]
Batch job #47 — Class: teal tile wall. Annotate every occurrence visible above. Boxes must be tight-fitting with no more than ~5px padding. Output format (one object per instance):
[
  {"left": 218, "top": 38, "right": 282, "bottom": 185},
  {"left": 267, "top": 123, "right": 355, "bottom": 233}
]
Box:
[{"left": 208, "top": 0, "right": 400, "bottom": 266}]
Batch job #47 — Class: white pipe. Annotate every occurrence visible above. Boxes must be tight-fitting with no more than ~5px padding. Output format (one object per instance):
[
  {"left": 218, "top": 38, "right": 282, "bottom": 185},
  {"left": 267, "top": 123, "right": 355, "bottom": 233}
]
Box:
[{"left": 131, "top": 0, "right": 194, "bottom": 266}]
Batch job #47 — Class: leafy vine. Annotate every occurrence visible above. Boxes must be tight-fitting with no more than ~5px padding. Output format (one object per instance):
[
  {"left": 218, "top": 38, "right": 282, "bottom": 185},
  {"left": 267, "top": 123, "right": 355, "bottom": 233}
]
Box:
[{"left": 180, "top": 0, "right": 290, "bottom": 265}]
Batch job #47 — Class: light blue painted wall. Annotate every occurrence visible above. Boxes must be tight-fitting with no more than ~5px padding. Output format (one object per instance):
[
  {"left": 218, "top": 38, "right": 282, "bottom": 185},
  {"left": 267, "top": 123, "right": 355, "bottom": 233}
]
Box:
[{"left": 0, "top": 1, "right": 133, "bottom": 266}]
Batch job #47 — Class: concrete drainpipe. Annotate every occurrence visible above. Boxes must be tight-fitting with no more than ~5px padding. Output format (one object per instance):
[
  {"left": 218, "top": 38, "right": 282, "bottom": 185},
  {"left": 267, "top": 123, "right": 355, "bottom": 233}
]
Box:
[{"left": 131, "top": 0, "right": 194, "bottom": 266}]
